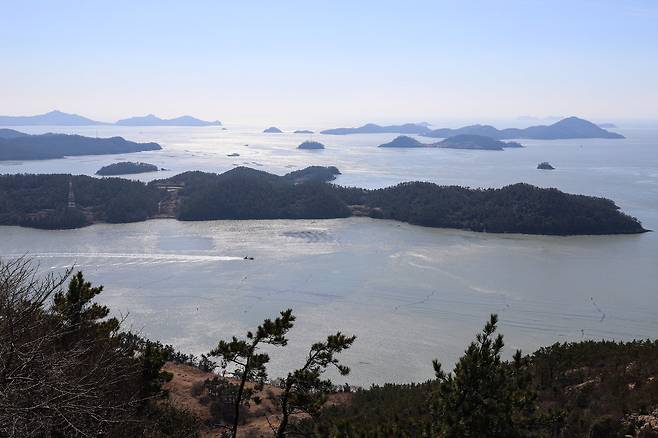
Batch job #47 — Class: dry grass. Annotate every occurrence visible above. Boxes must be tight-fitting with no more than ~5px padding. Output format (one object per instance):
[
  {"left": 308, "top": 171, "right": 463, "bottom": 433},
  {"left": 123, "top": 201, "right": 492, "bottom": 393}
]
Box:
[{"left": 163, "top": 362, "right": 350, "bottom": 437}]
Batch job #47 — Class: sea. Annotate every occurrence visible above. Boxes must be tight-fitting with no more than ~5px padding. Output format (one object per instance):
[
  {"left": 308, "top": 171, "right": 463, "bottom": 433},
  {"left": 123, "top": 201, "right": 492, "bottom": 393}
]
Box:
[{"left": 1, "top": 123, "right": 657, "bottom": 385}]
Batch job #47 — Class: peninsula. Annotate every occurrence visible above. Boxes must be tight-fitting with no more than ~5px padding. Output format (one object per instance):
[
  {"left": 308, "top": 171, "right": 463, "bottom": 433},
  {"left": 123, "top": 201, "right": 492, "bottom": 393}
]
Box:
[{"left": 0, "top": 130, "right": 162, "bottom": 161}]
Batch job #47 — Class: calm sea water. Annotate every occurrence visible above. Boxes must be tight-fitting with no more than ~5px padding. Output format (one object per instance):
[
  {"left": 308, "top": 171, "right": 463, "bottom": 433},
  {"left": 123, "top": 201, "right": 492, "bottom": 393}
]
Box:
[{"left": 1, "top": 124, "right": 657, "bottom": 385}]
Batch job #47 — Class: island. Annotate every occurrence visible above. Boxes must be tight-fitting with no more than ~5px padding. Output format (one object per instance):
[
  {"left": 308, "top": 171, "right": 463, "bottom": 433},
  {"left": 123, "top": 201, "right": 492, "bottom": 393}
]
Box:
[
  {"left": 283, "top": 166, "right": 341, "bottom": 183},
  {"left": 537, "top": 162, "right": 555, "bottom": 170},
  {"left": 263, "top": 126, "right": 283, "bottom": 133},
  {"left": 0, "top": 110, "right": 107, "bottom": 126},
  {"left": 321, "top": 123, "right": 431, "bottom": 135},
  {"left": 297, "top": 141, "right": 325, "bottom": 150},
  {"left": 421, "top": 117, "right": 624, "bottom": 140},
  {"left": 378, "top": 135, "right": 522, "bottom": 150},
  {"left": 96, "top": 162, "right": 160, "bottom": 176},
  {"left": 0, "top": 130, "right": 162, "bottom": 161},
  {"left": 438, "top": 135, "right": 523, "bottom": 150},
  {"left": 227, "top": 153, "right": 240, "bottom": 157},
  {"left": 115, "top": 114, "right": 221, "bottom": 126},
  {"left": 378, "top": 136, "right": 426, "bottom": 148},
  {"left": 294, "top": 129, "right": 314, "bottom": 134},
  {"left": 0, "top": 167, "right": 646, "bottom": 235}
]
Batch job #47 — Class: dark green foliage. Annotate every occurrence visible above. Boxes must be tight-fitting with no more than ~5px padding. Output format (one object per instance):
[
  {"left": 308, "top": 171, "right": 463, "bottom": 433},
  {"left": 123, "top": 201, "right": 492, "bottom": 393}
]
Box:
[
  {"left": 0, "top": 132, "right": 160, "bottom": 160},
  {"left": 0, "top": 260, "right": 197, "bottom": 437},
  {"left": 276, "top": 332, "right": 356, "bottom": 437},
  {"left": 308, "top": 330, "right": 658, "bottom": 437},
  {"left": 96, "top": 161, "right": 159, "bottom": 176},
  {"left": 18, "top": 207, "right": 87, "bottom": 229},
  {"left": 300, "top": 382, "right": 436, "bottom": 436},
  {"left": 531, "top": 340, "right": 658, "bottom": 437},
  {"left": 139, "top": 342, "right": 175, "bottom": 399},
  {"left": 283, "top": 165, "right": 341, "bottom": 183},
  {"left": 208, "top": 308, "right": 296, "bottom": 437},
  {"left": 175, "top": 167, "right": 351, "bottom": 221},
  {"left": 361, "top": 181, "right": 645, "bottom": 235},
  {"left": 0, "top": 173, "right": 162, "bottom": 228},
  {"left": 431, "top": 315, "right": 539, "bottom": 438},
  {"left": 137, "top": 402, "right": 201, "bottom": 438},
  {"left": 0, "top": 168, "right": 646, "bottom": 234},
  {"left": 53, "top": 271, "right": 119, "bottom": 335}
]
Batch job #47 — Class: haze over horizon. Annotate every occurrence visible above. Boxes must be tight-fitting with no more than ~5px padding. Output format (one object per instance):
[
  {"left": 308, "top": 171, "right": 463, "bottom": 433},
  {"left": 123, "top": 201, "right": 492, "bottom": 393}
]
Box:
[{"left": 2, "top": 0, "right": 657, "bottom": 125}]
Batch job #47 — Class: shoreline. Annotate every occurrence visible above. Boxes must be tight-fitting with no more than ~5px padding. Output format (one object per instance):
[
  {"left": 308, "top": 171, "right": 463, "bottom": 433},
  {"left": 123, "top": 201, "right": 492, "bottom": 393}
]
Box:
[{"left": 0, "top": 215, "right": 650, "bottom": 237}]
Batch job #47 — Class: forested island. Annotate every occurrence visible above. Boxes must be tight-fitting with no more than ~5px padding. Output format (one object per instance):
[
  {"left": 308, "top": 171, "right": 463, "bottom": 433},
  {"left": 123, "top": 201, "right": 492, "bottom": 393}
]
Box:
[
  {"left": 283, "top": 165, "right": 341, "bottom": 183},
  {"left": 96, "top": 162, "right": 160, "bottom": 176},
  {"left": 297, "top": 140, "right": 325, "bottom": 149},
  {"left": 3, "top": 259, "right": 658, "bottom": 437},
  {"left": 0, "top": 130, "right": 161, "bottom": 160},
  {"left": 537, "top": 162, "right": 555, "bottom": 170},
  {"left": 0, "top": 167, "right": 646, "bottom": 234},
  {"left": 378, "top": 135, "right": 523, "bottom": 150}
]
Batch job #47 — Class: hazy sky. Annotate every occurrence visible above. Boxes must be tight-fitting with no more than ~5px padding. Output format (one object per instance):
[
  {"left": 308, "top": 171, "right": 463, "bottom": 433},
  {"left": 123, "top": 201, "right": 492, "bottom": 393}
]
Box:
[{"left": 2, "top": 0, "right": 657, "bottom": 125}]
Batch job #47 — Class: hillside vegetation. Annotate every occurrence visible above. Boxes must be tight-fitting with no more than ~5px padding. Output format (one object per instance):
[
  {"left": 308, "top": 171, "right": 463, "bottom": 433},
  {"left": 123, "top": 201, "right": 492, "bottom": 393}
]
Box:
[{"left": 0, "top": 167, "right": 646, "bottom": 234}]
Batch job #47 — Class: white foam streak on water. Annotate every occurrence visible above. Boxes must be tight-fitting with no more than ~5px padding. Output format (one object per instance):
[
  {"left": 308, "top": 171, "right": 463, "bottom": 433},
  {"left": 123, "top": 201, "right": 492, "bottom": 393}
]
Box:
[{"left": 1, "top": 124, "right": 657, "bottom": 385}]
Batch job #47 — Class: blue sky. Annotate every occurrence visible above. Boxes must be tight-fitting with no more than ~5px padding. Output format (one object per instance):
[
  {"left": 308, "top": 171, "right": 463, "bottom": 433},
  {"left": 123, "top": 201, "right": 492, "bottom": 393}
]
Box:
[{"left": 1, "top": 0, "right": 657, "bottom": 124}]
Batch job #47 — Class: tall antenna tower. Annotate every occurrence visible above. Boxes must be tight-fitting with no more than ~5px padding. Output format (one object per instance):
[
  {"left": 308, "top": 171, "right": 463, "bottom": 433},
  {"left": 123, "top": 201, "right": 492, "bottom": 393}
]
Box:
[{"left": 67, "top": 178, "right": 76, "bottom": 209}]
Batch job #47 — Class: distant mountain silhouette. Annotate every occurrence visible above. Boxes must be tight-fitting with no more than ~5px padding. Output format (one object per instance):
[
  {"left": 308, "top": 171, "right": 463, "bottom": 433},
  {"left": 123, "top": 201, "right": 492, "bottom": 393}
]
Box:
[
  {"left": 0, "top": 128, "right": 30, "bottom": 139},
  {"left": 423, "top": 117, "right": 624, "bottom": 140},
  {"left": 378, "top": 136, "right": 427, "bottom": 148},
  {"left": 115, "top": 114, "right": 221, "bottom": 126},
  {"left": 294, "top": 129, "right": 314, "bottom": 134},
  {"left": 378, "top": 135, "right": 522, "bottom": 150},
  {"left": 0, "top": 130, "right": 161, "bottom": 160},
  {"left": 438, "top": 135, "right": 523, "bottom": 150},
  {"left": 263, "top": 126, "right": 283, "bottom": 133},
  {"left": 0, "top": 110, "right": 107, "bottom": 126},
  {"left": 321, "top": 123, "right": 431, "bottom": 135}
]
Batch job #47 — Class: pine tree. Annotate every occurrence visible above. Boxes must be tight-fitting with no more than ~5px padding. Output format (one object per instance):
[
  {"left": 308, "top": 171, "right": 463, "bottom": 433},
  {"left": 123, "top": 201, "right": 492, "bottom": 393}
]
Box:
[
  {"left": 275, "top": 331, "right": 356, "bottom": 437},
  {"left": 431, "top": 314, "right": 538, "bottom": 438},
  {"left": 208, "top": 309, "right": 295, "bottom": 438},
  {"left": 53, "top": 271, "right": 118, "bottom": 335}
]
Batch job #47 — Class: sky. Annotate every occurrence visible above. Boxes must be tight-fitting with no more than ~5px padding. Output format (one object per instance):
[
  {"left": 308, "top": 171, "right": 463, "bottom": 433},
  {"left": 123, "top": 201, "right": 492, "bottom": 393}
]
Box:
[{"left": 1, "top": 0, "right": 657, "bottom": 125}]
